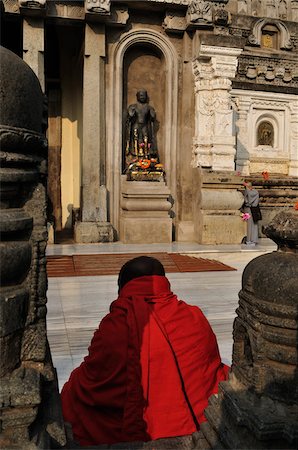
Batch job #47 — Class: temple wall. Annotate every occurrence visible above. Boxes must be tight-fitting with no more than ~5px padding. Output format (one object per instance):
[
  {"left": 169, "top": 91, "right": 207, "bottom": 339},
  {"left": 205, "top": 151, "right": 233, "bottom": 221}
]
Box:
[{"left": 2, "top": 0, "right": 297, "bottom": 244}]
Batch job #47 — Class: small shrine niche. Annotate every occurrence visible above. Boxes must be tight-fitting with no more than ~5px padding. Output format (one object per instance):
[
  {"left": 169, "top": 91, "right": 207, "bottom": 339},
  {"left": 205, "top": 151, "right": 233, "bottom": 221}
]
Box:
[
  {"left": 257, "top": 121, "right": 274, "bottom": 146},
  {"left": 122, "top": 43, "right": 166, "bottom": 179},
  {"left": 261, "top": 24, "right": 279, "bottom": 49}
]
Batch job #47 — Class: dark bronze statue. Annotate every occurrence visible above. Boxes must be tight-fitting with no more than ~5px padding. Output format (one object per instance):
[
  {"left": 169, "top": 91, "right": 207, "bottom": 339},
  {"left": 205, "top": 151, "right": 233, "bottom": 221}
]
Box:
[{"left": 125, "top": 90, "right": 158, "bottom": 163}]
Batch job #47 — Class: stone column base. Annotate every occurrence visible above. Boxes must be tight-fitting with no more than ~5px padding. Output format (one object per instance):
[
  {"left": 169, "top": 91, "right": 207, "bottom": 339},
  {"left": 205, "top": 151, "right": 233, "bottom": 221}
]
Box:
[
  {"left": 194, "top": 170, "right": 246, "bottom": 245},
  {"left": 198, "top": 212, "right": 246, "bottom": 244},
  {"left": 120, "top": 178, "right": 172, "bottom": 244},
  {"left": 74, "top": 221, "right": 114, "bottom": 243},
  {"left": 176, "top": 221, "right": 195, "bottom": 242}
]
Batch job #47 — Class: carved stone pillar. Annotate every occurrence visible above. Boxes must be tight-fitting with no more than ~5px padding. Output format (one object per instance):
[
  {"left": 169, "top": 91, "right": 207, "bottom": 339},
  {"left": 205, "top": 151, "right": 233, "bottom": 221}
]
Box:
[
  {"left": 0, "top": 46, "right": 65, "bottom": 449},
  {"left": 234, "top": 96, "right": 252, "bottom": 176},
  {"left": 74, "top": 22, "right": 113, "bottom": 243},
  {"left": 23, "top": 17, "right": 45, "bottom": 92},
  {"left": 200, "top": 209, "right": 298, "bottom": 448},
  {"left": 192, "top": 45, "right": 242, "bottom": 171},
  {"left": 289, "top": 103, "right": 298, "bottom": 177}
]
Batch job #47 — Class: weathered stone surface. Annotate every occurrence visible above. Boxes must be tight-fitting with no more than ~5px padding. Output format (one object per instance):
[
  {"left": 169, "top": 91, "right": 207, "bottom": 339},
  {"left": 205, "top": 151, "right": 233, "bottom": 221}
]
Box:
[
  {"left": 200, "top": 209, "right": 298, "bottom": 448},
  {"left": 120, "top": 178, "right": 172, "bottom": 243},
  {"left": 0, "top": 46, "right": 65, "bottom": 448}
]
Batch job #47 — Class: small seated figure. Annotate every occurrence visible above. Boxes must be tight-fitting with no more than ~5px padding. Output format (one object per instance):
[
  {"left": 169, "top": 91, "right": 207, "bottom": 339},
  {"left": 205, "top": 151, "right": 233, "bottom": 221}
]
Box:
[
  {"left": 61, "top": 256, "right": 229, "bottom": 446},
  {"left": 125, "top": 90, "right": 158, "bottom": 164}
]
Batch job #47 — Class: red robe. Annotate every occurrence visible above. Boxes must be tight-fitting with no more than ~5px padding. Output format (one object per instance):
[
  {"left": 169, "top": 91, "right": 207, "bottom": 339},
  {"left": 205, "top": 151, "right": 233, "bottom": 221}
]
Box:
[{"left": 61, "top": 275, "right": 229, "bottom": 446}]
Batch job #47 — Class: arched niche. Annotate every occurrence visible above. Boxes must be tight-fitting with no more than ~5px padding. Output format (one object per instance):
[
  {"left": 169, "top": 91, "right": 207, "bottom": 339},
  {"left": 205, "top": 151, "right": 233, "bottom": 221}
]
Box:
[
  {"left": 257, "top": 121, "right": 274, "bottom": 146},
  {"left": 122, "top": 44, "right": 165, "bottom": 173},
  {"left": 255, "top": 114, "right": 278, "bottom": 148},
  {"left": 248, "top": 18, "right": 292, "bottom": 50},
  {"left": 106, "top": 29, "right": 178, "bottom": 233}
]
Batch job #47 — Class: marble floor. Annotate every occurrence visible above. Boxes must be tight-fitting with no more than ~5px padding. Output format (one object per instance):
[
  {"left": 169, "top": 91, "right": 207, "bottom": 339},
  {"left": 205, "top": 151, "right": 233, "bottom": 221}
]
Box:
[{"left": 46, "top": 239, "right": 276, "bottom": 391}]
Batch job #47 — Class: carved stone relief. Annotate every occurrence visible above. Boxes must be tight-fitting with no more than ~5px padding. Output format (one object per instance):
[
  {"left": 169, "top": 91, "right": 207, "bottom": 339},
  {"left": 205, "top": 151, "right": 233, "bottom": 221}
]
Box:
[
  {"left": 187, "top": 0, "right": 213, "bottom": 24},
  {"left": 237, "top": 56, "right": 298, "bottom": 87},
  {"left": 186, "top": 0, "right": 230, "bottom": 27},
  {"left": 19, "top": 0, "right": 46, "bottom": 8},
  {"left": 163, "top": 10, "right": 187, "bottom": 33},
  {"left": 233, "top": 89, "right": 297, "bottom": 176},
  {"left": 257, "top": 120, "right": 274, "bottom": 146},
  {"left": 192, "top": 45, "right": 242, "bottom": 171},
  {"left": 248, "top": 18, "right": 293, "bottom": 50},
  {"left": 85, "top": 0, "right": 111, "bottom": 15}
]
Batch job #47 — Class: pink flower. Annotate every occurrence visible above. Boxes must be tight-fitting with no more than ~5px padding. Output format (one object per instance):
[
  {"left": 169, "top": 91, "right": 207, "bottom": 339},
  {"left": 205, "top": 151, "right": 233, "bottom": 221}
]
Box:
[{"left": 241, "top": 213, "right": 251, "bottom": 221}]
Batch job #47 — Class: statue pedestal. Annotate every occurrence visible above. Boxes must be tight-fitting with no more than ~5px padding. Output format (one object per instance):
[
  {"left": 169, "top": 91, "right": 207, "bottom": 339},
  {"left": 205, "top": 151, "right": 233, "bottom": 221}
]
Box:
[{"left": 120, "top": 177, "right": 172, "bottom": 243}]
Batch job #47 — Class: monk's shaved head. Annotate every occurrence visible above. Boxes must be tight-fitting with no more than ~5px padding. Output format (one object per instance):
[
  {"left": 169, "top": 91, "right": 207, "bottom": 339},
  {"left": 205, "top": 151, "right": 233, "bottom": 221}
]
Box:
[{"left": 118, "top": 256, "right": 165, "bottom": 291}]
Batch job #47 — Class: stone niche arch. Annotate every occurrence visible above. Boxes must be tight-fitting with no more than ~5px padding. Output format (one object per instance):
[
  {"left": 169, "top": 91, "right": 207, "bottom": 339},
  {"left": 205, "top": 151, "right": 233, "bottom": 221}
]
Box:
[
  {"left": 248, "top": 18, "right": 292, "bottom": 50},
  {"left": 122, "top": 43, "right": 165, "bottom": 173},
  {"left": 106, "top": 29, "right": 178, "bottom": 234}
]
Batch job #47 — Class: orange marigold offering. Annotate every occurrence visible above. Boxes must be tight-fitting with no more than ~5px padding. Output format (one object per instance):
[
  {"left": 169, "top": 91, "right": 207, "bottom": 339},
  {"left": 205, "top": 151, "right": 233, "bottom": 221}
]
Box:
[
  {"left": 139, "top": 159, "right": 151, "bottom": 169},
  {"left": 294, "top": 202, "right": 298, "bottom": 211}
]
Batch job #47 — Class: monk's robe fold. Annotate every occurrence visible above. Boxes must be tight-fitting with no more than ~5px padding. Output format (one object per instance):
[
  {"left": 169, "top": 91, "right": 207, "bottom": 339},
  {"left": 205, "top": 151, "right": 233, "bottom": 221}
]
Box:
[{"left": 61, "top": 275, "right": 229, "bottom": 446}]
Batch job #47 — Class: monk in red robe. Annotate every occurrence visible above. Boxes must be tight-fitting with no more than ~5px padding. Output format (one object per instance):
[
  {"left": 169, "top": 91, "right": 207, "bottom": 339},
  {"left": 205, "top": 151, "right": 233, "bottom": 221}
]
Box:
[{"left": 61, "top": 256, "right": 229, "bottom": 446}]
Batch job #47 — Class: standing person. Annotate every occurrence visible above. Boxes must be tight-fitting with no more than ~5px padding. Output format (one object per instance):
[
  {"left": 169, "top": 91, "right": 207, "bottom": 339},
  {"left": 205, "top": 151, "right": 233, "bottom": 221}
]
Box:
[
  {"left": 243, "top": 181, "right": 262, "bottom": 246},
  {"left": 61, "top": 256, "right": 229, "bottom": 446}
]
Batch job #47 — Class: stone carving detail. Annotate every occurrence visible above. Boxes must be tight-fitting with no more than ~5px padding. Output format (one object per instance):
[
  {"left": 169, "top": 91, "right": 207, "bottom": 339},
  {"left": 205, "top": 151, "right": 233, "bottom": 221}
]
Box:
[
  {"left": 257, "top": 120, "right": 274, "bottom": 146},
  {"left": 148, "top": 0, "right": 189, "bottom": 4},
  {"left": 85, "top": 0, "right": 111, "bottom": 15},
  {"left": 200, "top": 209, "right": 298, "bottom": 449},
  {"left": 192, "top": 45, "right": 242, "bottom": 171},
  {"left": 248, "top": 18, "right": 293, "bottom": 50},
  {"left": 186, "top": 0, "right": 230, "bottom": 27},
  {"left": 19, "top": 0, "right": 46, "bottom": 8},
  {"left": 46, "top": 1, "right": 84, "bottom": 19},
  {"left": 187, "top": 0, "right": 213, "bottom": 23},
  {"left": 236, "top": 0, "right": 294, "bottom": 19},
  {"left": 163, "top": 10, "right": 187, "bottom": 33},
  {"left": 0, "top": 46, "right": 65, "bottom": 448},
  {"left": 237, "top": 56, "right": 298, "bottom": 87}
]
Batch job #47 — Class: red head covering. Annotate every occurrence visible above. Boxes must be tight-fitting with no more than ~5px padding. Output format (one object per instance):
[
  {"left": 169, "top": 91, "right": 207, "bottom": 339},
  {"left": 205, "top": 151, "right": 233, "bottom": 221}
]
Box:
[{"left": 61, "top": 276, "right": 229, "bottom": 446}]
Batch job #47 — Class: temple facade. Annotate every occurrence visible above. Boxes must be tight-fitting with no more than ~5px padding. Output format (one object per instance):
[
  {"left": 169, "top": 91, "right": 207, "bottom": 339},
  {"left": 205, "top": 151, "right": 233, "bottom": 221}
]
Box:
[{"left": 2, "top": 0, "right": 297, "bottom": 244}]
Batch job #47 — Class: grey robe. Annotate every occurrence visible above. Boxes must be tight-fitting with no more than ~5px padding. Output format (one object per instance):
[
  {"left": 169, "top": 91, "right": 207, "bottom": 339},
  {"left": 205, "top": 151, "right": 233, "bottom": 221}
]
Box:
[{"left": 243, "top": 187, "right": 260, "bottom": 244}]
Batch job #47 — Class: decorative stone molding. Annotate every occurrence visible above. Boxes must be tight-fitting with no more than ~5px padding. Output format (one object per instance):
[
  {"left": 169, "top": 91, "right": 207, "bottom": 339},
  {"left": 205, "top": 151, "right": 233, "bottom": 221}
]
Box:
[
  {"left": 85, "top": 3, "right": 129, "bottom": 25},
  {"left": 45, "top": 1, "right": 85, "bottom": 19},
  {"left": 19, "top": 0, "right": 46, "bottom": 11},
  {"left": 145, "top": 0, "right": 189, "bottom": 4},
  {"left": 18, "top": 1, "right": 47, "bottom": 18},
  {"left": 187, "top": 1, "right": 213, "bottom": 25},
  {"left": 163, "top": 10, "right": 187, "bottom": 33},
  {"left": 236, "top": 0, "right": 296, "bottom": 21},
  {"left": 248, "top": 18, "right": 293, "bottom": 50},
  {"left": 237, "top": 55, "right": 298, "bottom": 88},
  {"left": 186, "top": 0, "right": 230, "bottom": 28},
  {"left": 85, "top": 0, "right": 111, "bottom": 15},
  {"left": 192, "top": 45, "right": 242, "bottom": 171}
]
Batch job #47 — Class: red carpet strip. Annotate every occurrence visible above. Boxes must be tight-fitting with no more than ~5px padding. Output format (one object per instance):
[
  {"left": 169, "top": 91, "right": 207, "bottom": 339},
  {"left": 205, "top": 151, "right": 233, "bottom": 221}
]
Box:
[{"left": 47, "top": 253, "right": 236, "bottom": 277}]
